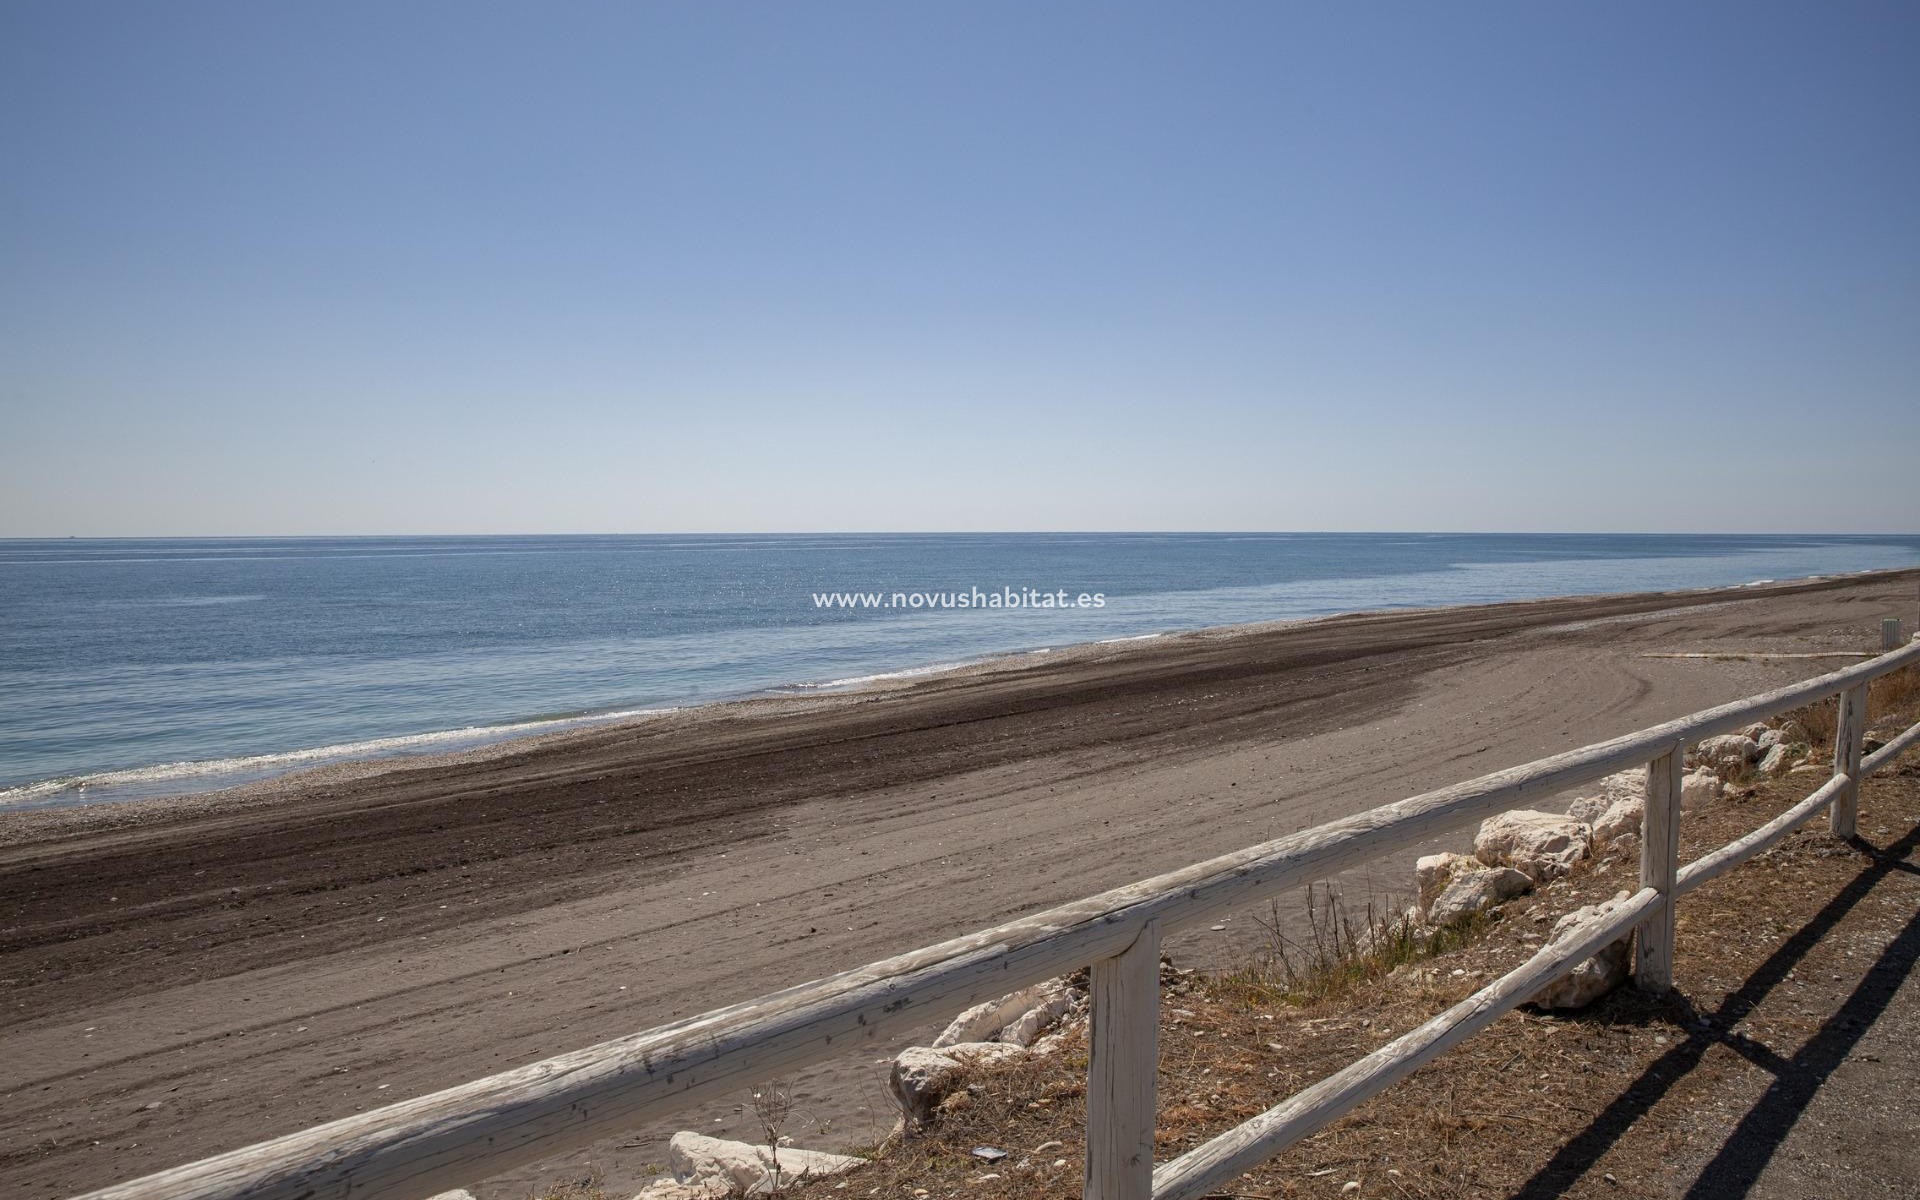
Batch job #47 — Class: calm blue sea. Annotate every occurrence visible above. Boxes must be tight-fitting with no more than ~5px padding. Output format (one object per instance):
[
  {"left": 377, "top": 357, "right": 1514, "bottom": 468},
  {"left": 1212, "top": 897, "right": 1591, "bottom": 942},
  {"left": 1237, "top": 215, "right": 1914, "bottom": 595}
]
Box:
[{"left": 4, "top": 532, "right": 1918, "bottom": 808}]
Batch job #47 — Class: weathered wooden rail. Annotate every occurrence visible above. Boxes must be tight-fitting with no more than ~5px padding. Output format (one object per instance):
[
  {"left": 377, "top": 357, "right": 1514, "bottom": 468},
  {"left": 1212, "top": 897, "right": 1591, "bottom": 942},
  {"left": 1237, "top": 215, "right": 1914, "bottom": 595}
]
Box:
[{"left": 74, "top": 635, "right": 1920, "bottom": 1200}]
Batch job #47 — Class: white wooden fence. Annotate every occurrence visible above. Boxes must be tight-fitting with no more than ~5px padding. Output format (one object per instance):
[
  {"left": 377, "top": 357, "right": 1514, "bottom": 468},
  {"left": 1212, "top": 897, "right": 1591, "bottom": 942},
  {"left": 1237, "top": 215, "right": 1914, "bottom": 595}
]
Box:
[{"left": 72, "top": 635, "right": 1920, "bottom": 1200}]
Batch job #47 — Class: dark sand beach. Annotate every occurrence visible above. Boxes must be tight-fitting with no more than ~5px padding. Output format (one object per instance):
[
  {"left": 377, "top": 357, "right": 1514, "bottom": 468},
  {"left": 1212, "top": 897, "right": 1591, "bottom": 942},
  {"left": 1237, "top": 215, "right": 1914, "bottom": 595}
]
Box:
[{"left": 4, "top": 570, "right": 1918, "bottom": 1198}]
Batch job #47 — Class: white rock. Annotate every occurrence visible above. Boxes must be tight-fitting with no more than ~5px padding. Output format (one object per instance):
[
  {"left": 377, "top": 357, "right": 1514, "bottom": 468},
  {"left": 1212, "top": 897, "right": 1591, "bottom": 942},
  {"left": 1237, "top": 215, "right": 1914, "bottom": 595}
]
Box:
[
  {"left": 999, "top": 982, "right": 1078, "bottom": 1047},
  {"left": 666, "top": 1131, "right": 866, "bottom": 1196},
  {"left": 1776, "top": 718, "right": 1811, "bottom": 746},
  {"left": 1426, "top": 865, "right": 1532, "bottom": 925},
  {"left": 633, "top": 1179, "right": 730, "bottom": 1200},
  {"left": 425, "top": 1192, "right": 480, "bottom": 1200},
  {"left": 1691, "top": 734, "right": 1760, "bottom": 777},
  {"left": 1757, "top": 742, "right": 1797, "bottom": 778},
  {"left": 1028, "top": 1027, "right": 1073, "bottom": 1057},
  {"left": 1415, "top": 852, "right": 1472, "bottom": 914},
  {"left": 1530, "top": 891, "right": 1634, "bottom": 1010},
  {"left": 1474, "top": 810, "right": 1591, "bottom": 883},
  {"left": 890, "top": 1043, "right": 1024, "bottom": 1123},
  {"left": 934, "top": 983, "right": 1045, "bottom": 1048},
  {"left": 1681, "top": 766, "right": 1722, "bottom": 812},
  {"left": 1596, "top": 769, "right": 1645, "bottom": 807},
  {"left": 1737, "top": 722, "right": 1772, "bottom": 742},
  {"left": 1566, "top": 796, "right": 1609, "bottom": 826},
  {"left": 1756, "top": 728, "right": 1782, "bottom": 750},
  {"left": 1590, "top": 796, "right": 1643, "bottom": 848},
  {"left": 1029, "top": 1004, "right": 1091, "bottom": 1056},
  {"left": 934, "top": 980, "right": 1073, "bottom": 1048}
]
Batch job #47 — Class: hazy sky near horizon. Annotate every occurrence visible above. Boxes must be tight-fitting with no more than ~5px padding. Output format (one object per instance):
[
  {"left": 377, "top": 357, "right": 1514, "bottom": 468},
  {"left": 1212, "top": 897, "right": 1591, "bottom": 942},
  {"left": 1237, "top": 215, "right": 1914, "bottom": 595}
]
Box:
[{"left": 3, "top": 3, "right": 1917, "bottom": 537}]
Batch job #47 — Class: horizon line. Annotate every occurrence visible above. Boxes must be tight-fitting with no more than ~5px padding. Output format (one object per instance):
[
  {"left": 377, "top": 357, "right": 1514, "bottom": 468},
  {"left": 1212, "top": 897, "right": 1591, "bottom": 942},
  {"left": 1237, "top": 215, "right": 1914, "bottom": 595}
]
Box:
[{"left": 4, "top": 529, "right": 1920, "bottom": 542}]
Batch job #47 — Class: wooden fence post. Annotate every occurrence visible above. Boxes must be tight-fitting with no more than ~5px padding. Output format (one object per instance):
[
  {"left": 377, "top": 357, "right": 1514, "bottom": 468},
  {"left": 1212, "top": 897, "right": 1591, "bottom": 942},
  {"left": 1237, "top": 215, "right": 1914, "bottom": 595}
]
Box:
[
  {"left": 1830, "top": 683, "right": 1868, "bottom": 838},
  {"left": 1884, "top": 618, "right": 1903, "bottom": 652},
  {"left": 1635, "top": 749, "right": 1684, "bottom": 992},
  {"left": 1085, "top": 920, "right": 1161, "bottom": 1200}
]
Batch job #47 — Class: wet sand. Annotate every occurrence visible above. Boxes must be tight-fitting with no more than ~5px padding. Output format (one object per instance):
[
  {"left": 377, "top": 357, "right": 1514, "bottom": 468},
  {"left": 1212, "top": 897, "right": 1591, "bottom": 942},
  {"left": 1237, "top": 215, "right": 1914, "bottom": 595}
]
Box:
[{"left": 3, "top": 570, "right": 1917, "bottom": 1197}]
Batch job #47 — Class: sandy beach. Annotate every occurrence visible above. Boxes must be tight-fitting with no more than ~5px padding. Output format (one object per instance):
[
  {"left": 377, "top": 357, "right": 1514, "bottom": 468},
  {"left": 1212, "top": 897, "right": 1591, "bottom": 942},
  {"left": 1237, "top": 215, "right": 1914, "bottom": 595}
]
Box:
[{"left": 4, "top": 570, "right": 1918, "bottom": 1198}]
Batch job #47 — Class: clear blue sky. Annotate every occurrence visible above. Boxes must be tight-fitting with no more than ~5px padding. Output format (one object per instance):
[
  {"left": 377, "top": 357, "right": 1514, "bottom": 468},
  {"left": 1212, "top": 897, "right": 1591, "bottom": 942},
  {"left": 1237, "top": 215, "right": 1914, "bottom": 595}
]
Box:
[{"left": 2, "top": 2, "right": 1916, "bottom": 536}]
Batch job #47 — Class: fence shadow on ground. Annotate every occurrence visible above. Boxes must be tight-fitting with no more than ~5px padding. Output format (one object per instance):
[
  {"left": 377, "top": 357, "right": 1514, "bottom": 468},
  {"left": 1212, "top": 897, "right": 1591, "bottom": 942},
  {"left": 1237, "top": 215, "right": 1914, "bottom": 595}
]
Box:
[{"left": 1510, "top": 820, "right": 1920, "bottom": 1200}]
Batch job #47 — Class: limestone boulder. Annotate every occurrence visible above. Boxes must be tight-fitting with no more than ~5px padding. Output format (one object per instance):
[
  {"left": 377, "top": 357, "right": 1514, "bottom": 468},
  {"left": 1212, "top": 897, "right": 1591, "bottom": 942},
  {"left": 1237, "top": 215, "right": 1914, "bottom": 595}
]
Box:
[
  {"left": 633, "top": 1180, "right": 729, "bottom": 1200},
  {"left": 1596, "top": 769, "right": 1645, "bottom": 807},
  {"left": 1474, "top": 810, "right": 1591, "bottom": 883},
  {"left": 890, "top": 1042, "right": 1024, "bottom": 1124},
  {"left": 1426, "top": 865, "right": 1532, "bottom": 925},
  {"left": 1691, "top": 734, "right": 1761, "bottom": 778},
  {"left": 1590, "top": 796, "right": 1643, "bottom": 849},
  {"left": 1566, "top": 796, "right": 1609, "bottom": 826},
  {"left": 1415, "top": 852, "right": 1473, "bottom": 915},
  {"left": 998, "top": 981, "right": 1079, "bottom": 1047},
  {"left": 1028, "top": 1022, "right": 1081, "bottom": 1058},
  {"left": 1776, "top": 718, "right": 1811, "bottom": 746},
  {"left": 663, "top": 1132, "right": 866, "bottom": 1196},
  {"left": 1738, "top": 722, "right": 1772, "bottom": 742},
  {"left": 1681, "top": 766, "right": 1722, "bottom": 812},
  {"left": 1530, "top": 891, "right": 1634, "bottom": 1010},
  {"left": 1757, "top": 742, "right": 1799, "bottom": 778},
  {"left": 934, "top": 979, "right": 1075, "bottom": 1048}
]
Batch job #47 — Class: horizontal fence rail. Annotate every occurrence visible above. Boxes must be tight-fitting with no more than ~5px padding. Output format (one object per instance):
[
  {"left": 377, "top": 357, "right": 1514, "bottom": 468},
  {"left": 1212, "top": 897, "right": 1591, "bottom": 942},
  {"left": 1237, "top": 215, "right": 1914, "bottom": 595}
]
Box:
[{"left": 73, "top": 636, "right": 1920, "bottom": 1200}]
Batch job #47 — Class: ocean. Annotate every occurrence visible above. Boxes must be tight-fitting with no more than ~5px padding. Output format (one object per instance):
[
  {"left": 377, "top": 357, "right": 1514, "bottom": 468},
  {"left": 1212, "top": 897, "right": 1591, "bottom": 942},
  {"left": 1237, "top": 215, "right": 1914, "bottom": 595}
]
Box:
[{"left": 4, "top": 532, "right": 1918, "bottom": 808}]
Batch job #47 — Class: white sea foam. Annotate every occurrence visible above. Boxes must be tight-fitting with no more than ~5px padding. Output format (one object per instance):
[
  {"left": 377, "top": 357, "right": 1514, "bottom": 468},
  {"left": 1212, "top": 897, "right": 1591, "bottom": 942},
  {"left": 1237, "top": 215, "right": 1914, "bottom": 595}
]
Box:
[
  {"left": 1097, "top": 633, "right": 1164, "bottom": 644},
  {"left": 782, "top": 661, "right": 976, "bottom": 690},
  {"left": 0, "top": 707, "right": 675, "bottom": 807},
  {"left": 780, "top": 643, "right": 1070, "bottom": 692}
]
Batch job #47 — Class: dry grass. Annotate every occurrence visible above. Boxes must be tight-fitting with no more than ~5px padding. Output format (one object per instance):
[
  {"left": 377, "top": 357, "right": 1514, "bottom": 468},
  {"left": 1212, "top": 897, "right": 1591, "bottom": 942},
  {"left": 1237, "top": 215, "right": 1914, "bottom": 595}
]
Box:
[
  {"left": 1213, "top": 886, "right": 1487, "bottom": 1009},
  {"left": 1787, "top": 662, "right": 1920, "bottom": 750},
  {"left": 1789, "top": 695, "right": 1839, "bottom": 749},
  {"left": 1873, "top": 662, "right": 1920, "bottom": 718}
]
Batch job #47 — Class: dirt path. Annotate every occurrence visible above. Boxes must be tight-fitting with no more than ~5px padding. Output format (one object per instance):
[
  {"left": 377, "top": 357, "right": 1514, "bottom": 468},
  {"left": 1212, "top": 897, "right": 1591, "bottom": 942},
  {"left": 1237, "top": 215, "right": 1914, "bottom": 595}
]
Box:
[
  {"left": 2, "top": 572, "right": 1915, "bottom": 1198},
  {"left": 1544, "top": 765, "right": 1920, "bottom": 1199}
]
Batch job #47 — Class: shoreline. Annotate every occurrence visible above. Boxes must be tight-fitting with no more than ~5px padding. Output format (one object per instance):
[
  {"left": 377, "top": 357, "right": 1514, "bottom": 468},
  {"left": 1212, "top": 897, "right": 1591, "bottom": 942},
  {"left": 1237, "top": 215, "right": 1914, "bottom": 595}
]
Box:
[
  {"left": 7, "top": 544, "right": 1917, "bottom": 813},
  {"left": 4, "top": 564, "right": 1912, "bottom": 842}
]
